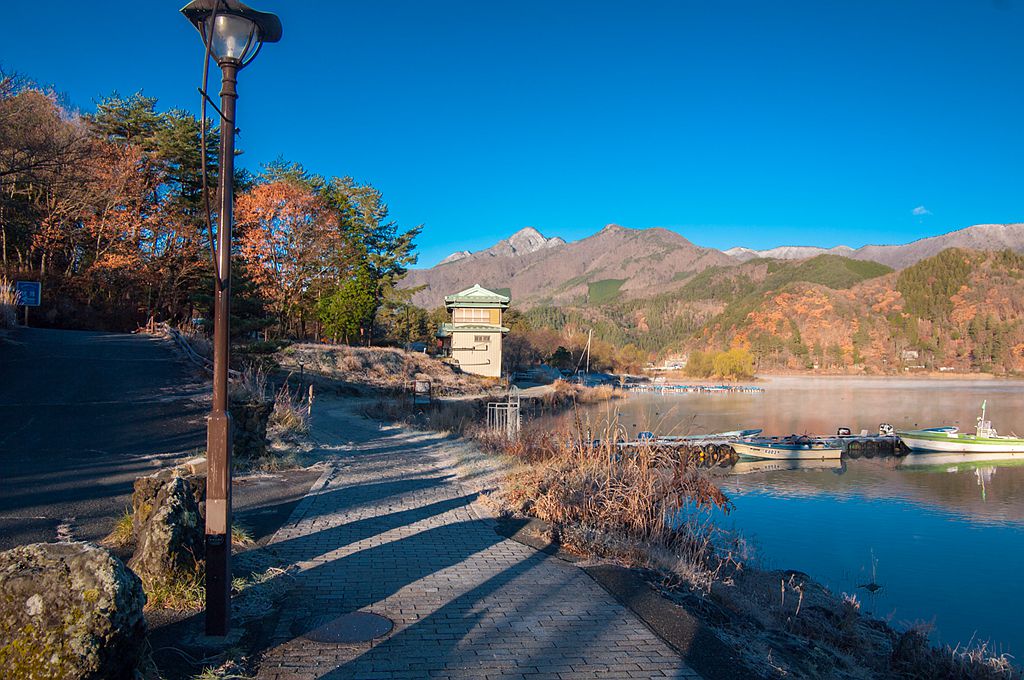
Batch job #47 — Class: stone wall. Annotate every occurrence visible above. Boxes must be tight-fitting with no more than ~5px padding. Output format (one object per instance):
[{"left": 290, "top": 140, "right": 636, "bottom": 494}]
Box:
[{"left": 229, "top": 400, "right": 274, "bottom": 461}]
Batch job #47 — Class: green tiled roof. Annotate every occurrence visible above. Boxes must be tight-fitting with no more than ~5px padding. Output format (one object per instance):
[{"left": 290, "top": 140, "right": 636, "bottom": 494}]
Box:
[{"left": 443, "top": 283, "right": 511, "bottom": 308}]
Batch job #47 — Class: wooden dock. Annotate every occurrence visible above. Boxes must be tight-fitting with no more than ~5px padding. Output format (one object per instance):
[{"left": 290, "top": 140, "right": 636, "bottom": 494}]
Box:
[{"left": 625, "top": 383, "right": 765, "bottom": 394}]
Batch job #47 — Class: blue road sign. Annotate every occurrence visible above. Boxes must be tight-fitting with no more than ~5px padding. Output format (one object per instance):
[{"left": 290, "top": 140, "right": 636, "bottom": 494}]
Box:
[{"left": 15, "top": 281, "right": 41, "bottom": 307}]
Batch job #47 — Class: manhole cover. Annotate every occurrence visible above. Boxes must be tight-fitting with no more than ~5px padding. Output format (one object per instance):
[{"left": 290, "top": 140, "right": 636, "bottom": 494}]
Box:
[{"left": 303, "top": 612, "right": 393, "bottom": 643}]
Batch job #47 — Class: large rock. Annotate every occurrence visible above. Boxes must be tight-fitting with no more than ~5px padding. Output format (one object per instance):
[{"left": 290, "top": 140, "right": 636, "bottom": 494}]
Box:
[
  {"left": 129, "top": 476, "right": 204, "bottom": 586},
  {"left": 131, "top": 468, "right": 205, "bottom": 542},
  {"left": 0, "top": 542, "right": 146, "bottom": 679}
]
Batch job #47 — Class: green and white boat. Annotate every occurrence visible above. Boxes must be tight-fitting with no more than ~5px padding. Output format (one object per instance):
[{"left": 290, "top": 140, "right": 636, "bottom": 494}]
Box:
[{"left": 898, "top": 401, "right": 1024, "bottom": 454}]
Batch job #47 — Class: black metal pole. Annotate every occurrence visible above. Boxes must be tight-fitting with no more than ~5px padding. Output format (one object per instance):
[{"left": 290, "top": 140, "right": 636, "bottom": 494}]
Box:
[{"left": 205, "top": 59, "right": 238, "bottom": 637}]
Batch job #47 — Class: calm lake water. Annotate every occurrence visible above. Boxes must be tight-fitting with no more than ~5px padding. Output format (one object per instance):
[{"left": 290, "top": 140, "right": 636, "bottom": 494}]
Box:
[{"left": 545, "top": 376, "right": 1024, "bottom": 654}]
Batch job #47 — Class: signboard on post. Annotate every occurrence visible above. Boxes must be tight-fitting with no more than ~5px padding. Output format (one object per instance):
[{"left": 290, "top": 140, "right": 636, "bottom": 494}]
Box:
[
  {"left": 412, "top": 380, "right": 432, "bottom": 406},
  {"left": 15, "top": 281, "right": 41, "bottom": 307}
]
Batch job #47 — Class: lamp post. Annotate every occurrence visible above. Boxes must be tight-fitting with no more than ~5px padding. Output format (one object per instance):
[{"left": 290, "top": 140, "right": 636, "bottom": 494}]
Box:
[{"left": 181, "top": 0, "right": 281, "bottom": 637}]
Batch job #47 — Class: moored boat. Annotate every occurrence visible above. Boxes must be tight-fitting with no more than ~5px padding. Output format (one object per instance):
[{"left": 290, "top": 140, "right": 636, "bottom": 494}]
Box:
[
  {"left": 730, "top": 435, "right": 842, "bottom": 460},
  {"left": 897, "top": 402, "right": 1024, "bottom": 454}
]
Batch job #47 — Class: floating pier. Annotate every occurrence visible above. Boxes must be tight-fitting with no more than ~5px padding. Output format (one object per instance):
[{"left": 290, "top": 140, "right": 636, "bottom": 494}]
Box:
[
  {"left": 614, "top": 432, "right": 906, "bottom": 461},
  {"left": 625, "top": 383, "right": 765, "bottom": 394}
]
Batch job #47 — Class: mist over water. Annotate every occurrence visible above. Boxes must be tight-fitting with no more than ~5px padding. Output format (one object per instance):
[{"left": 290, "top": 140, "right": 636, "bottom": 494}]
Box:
[{"left": 550, "top": 376, "right": 1024, "bottom": 653}]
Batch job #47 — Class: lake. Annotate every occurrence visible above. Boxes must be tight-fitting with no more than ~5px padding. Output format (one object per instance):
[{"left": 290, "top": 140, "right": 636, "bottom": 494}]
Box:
[{"left": 545, "top": 376, "right": 1024, "bottom": 654}]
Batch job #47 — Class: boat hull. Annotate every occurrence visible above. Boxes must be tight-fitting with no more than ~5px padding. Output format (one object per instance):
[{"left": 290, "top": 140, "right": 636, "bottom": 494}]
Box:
[
  {"left": 731, "top": 441, "right": 842, "bottom": 460},
  {"left": 897, "top": 431, "right": 1024, "bottom": 453}
]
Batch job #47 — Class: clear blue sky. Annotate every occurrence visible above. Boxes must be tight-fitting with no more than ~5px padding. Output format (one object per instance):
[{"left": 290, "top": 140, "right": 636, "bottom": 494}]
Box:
[{"left": 5, "top": 1, "right": 1024, "bottom": 266}]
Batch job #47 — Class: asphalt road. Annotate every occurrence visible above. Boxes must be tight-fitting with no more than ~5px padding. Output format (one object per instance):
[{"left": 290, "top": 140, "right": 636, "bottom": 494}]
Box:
[{"left": 0, "top": 327, "right": 319, "bottom": 550}]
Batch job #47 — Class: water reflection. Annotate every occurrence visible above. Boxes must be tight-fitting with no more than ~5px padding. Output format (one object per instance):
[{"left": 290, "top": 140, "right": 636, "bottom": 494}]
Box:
[
  {"left": 714, "top": 456, "right": 1024, "bottom": 654},
  {"left": 725, "top": 458, "right": 845, "bottom": 475},
  {"left": 550, "top": 377, "right": 1024, "bottom": 654}
]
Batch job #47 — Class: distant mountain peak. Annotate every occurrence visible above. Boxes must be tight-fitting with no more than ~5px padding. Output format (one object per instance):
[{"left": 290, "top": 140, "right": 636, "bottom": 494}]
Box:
[
  {"left": 438, "top": 250, "right": 471, "bottom": 265},
  {"left": 436, "top": 226, "right": 565, "bottom": 266},
  {"left": 505, "top": 227, "right": 565, "bottom": 254}
]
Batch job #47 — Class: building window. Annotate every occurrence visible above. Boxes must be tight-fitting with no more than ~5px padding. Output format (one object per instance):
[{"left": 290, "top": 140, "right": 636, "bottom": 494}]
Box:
[
  {"left": 453, "top": 308, "right": 489, "bottom": 323},
  {"left": 474, "top": 335, "right": 490, "bottom": 344}
]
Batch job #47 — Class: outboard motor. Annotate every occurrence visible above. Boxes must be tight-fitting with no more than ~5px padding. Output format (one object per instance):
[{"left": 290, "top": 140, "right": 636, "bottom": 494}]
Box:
[
  {"left": 879, "top": 423, "right": 895, "bottom": 436},
  {"left": 837, "top": 427, "right": 852, "bottom": 436}
]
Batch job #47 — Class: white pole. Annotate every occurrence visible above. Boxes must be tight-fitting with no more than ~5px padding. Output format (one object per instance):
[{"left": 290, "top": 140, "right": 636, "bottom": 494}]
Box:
[{"left": 586, "top": 329, "right": 592, "bottom": 375}]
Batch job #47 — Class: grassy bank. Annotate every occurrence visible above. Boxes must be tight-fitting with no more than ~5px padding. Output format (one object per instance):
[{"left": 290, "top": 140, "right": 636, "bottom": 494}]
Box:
[{"left": 277, "top": 343, "right": 496, "bottom": 395}]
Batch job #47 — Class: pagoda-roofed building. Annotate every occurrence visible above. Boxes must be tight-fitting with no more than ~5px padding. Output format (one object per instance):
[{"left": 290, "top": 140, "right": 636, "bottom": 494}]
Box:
[{"left": 437, "top": 284, "right": 510, "bottom": 378}]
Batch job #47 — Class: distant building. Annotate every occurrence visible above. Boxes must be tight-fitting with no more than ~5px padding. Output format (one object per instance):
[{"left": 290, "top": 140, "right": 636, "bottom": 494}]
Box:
[{"left": 436, "top": 284, "right": 510, "bottom": 378}]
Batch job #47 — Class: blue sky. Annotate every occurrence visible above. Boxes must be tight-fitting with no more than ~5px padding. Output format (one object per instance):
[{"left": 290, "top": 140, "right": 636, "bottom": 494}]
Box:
[{"left": 5, "top": 1, "right": 1023, "bottom": 266}]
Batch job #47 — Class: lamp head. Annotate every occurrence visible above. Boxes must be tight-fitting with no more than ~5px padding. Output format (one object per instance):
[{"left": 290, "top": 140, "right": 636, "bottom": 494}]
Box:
[{"left": 181, "top": 0, "right": 281, "bottom": 67}]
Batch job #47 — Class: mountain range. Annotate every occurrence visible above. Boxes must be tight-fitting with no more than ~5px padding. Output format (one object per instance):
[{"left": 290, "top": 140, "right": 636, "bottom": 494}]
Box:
[
  {"left": 403, "top": 222, "right": 1024, "bottom": 308},
  {"left": 402, "top": 222, "right": 1024, "bottom": 373},
  {"left": 723, "top": 223, "right": 1024, "bottom": 269}
]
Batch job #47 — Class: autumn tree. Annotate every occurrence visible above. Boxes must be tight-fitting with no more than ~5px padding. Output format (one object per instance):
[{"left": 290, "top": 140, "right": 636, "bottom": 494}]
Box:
[
  {"left": 235, "top": 179, "right": 350, "bottom": 336},
  {"left": 712, "top": 348, "right": 755, "bottom": 380}
]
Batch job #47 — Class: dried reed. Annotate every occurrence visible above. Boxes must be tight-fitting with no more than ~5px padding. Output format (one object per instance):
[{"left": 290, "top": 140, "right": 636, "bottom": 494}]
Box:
[
  {"left": 490, "top": 417, "right": 738, "bottom": 590},
  {"left": 0, "top": 276, "right": 20, "bottom": 329}
]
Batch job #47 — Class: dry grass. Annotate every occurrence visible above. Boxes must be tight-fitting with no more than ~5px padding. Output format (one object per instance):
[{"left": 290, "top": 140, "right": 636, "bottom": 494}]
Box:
[
  {"left": 541, "top": 380, "right": 623, "bottom": 409},
  {"left": 269, "top": 382, "right": 313, "bottom": 436},
  {"left": 175, "top": 323, "right": 213, "bottom": 360},
  {"left": 890, "top": 628, "right": 1019, "bottom": 679},
  {"left": 277, "top": 343, "right": 494, "bottom": 395},
  {"left": 0, "top": 276, "right": 19, "bottom": 329},
  {"left": 481, "top": 420, "right": 738, "bottom": 590},
  {"left": 143, "top": 561, "right": 205, "bottom": 611},
  {"left": 231, "top": 524, "right": 255, "bottom": 548},
  {"left": 361, "top": 397, "right": 482, "bottom": 436},
  {"left": 230, "top": 365, "right": 269, "bottom": 404},
  {"left": 101, "top": 507, "right": 135, "bottom": 549}
]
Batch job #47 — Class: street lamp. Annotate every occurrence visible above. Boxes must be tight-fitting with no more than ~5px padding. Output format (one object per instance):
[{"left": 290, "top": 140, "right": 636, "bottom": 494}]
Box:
[{"left": 180, "top": 0, "right": 281, "bottom": 637}]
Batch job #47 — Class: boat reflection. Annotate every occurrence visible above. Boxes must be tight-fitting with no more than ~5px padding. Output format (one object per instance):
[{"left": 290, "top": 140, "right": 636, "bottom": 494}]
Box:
[
  {"left": 898, "top": 451, "right": 1024, "bottom": 470},
  {"left": 727, "top": 458, "right": 845, "bottom": 475}
]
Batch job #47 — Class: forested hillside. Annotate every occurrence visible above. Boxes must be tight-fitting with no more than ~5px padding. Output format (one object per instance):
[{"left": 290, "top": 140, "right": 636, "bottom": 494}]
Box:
[{"left": 496, "top": 250, "right": 1024, "bottom": 375}]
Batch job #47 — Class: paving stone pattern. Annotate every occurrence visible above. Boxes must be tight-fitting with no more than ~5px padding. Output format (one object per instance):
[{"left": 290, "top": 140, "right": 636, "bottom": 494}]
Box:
[{"left": 258, "top": 402, "right": 701, "bottom": 679}]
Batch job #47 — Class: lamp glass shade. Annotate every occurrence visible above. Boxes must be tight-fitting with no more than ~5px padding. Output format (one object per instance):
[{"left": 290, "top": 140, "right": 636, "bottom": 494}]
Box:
[{"left": 203, "top": 13, "right": 259, "bottom": 62}]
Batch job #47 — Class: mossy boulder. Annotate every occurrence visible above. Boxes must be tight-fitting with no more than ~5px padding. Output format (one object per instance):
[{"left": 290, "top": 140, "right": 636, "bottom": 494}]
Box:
[
  {"left": 131, "top": 469, "right": 205, "bottom": 541},
  {"left": 0, "top": 542, "right": 146, "bottom": 679},
  {"left": 129, "top": 476, "right": 204, "bottom": 588}
]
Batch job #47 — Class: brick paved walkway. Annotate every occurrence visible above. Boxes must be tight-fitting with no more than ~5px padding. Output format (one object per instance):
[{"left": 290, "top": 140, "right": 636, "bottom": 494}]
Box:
[{"left": 257, "top": 399, "right": 701, "bottom": 679}]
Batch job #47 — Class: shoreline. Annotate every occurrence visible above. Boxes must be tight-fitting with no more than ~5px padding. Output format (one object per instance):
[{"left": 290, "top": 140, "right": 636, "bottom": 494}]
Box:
[
  {"left": 756, "top": 371, "right": 1024, "bottom": 382},
  {"left": 646, "top": 371, "right": 1024, "bottom": 384}
]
